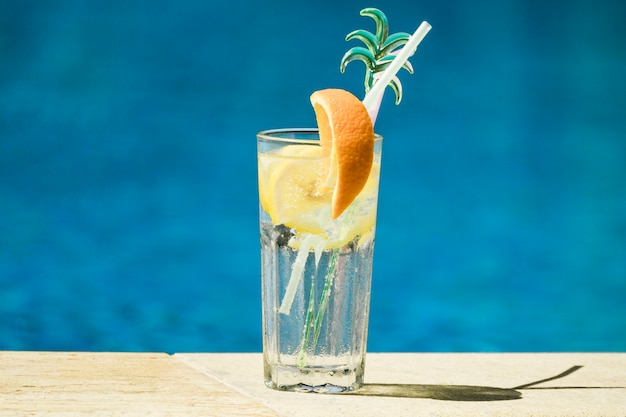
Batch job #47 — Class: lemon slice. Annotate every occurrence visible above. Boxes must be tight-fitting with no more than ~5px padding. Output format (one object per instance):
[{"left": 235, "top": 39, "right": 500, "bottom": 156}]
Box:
[
  {"left": 258, "top": 144, "right": 319, "bottom": 217},
  {"left": 287, "top": 161, "right": 380, "bottom": 250},
  {"left": 261, "top": 145, "right": 332, "bottom": 235}
]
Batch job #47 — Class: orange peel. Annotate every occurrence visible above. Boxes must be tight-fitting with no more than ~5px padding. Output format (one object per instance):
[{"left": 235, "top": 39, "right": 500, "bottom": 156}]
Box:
[{"left": 310, "top": 88, "right": 375, "bottom": 218}]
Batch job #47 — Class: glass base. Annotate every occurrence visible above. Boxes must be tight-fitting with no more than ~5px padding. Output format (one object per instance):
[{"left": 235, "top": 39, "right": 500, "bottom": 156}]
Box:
[{"left": 264, "top": 362, "right": 364, "bottom": 393}]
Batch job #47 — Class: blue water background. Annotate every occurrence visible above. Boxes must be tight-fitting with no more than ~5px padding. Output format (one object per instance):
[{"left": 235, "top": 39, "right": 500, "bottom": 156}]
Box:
[{"left": 1, "top": 0, "right": 625, "bottom": 352}]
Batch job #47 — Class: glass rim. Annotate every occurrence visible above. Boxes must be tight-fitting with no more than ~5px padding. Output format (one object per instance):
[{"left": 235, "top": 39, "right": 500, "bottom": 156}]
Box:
[{"left": 257, "top": 128, "right": 383, "bottom": 145}]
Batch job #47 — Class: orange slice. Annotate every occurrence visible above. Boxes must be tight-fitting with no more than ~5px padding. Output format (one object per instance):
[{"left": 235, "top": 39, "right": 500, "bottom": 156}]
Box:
[{"left": 310, "top": 88, "right": 375, "bottom": 219}]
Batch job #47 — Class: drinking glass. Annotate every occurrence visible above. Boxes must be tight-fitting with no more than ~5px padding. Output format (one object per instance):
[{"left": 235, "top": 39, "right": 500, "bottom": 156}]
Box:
[{"left": 257, "top": 128, "right": 382, "bottom": 393}]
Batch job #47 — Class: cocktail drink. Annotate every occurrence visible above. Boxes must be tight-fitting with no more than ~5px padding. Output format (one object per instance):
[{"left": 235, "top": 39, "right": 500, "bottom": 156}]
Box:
[
  {"left": 258, "top": 9, "right": 431, "bottom": 393},
  {"left": 258, "top": 126, "right": 381, "bottom": 393}
]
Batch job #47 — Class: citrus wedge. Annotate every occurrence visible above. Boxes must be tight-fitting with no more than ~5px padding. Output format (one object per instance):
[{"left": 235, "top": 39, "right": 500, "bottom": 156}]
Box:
[
  {"left": 310, "top": 88, "right": 375, "bottom": 219},
  {"left": 258, "top": 144, "right": 320, "bottom": 221},
  {"left": 287, "top": 161, "right": 380, "bottom": 250},
  {"left": 261, "top": 144, "right": 331, "bottom": 235}
]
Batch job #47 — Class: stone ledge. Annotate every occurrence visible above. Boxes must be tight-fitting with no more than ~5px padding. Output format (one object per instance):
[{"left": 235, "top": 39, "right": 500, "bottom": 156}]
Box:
[{"left": 2, "top": 351, "right": 624, "bottom": 416}]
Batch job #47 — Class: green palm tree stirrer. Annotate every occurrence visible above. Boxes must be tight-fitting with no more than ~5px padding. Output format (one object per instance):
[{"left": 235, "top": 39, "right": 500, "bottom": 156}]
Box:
[{"left": 340, "top": 8, "right": 431, "bottom": 124}]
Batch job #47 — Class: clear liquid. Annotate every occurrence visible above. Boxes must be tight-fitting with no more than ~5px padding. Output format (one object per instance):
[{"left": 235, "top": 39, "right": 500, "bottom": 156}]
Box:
[{"left": 260, "top": 220, "right": 374, "bottom": 392}]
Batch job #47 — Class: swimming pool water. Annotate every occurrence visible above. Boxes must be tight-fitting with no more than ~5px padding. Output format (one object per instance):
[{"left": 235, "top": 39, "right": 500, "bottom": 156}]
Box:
[{"left": 1, "top": 1, "right": 625, "bottom": 353}]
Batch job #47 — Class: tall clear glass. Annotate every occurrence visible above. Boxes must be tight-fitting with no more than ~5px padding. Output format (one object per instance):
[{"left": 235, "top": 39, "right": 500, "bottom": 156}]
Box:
[{"left": 257, "top": 128, "right": 382, "bottom": 393}]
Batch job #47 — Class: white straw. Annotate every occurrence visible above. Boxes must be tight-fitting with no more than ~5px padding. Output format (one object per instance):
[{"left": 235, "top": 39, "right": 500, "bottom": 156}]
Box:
[
  {"left": 278, "top": 234, "right": 314, "bottom": 315},
  {"left": 362, "top": 21, "right": 432, "bottom": 121},
  {"left": 278, "top": 234, "right": 326, "bottom": 315}
]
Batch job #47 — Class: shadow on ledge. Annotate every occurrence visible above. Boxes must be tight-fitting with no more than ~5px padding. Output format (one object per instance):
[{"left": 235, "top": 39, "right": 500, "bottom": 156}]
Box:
[
  {"left": 350, "top": 383, "right": 521, "bottom": 401},
  {"left": 348, "top": 365, "right": 586, "bottom": 402}
]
